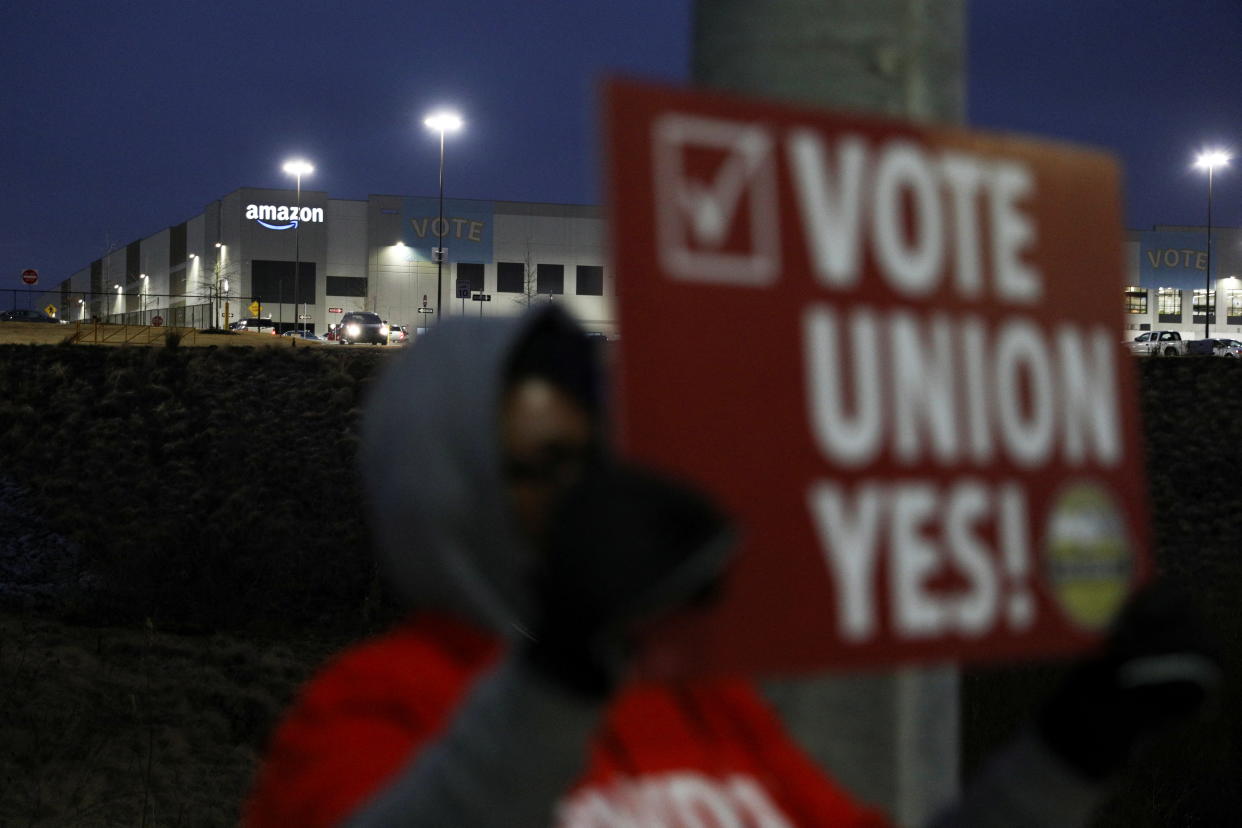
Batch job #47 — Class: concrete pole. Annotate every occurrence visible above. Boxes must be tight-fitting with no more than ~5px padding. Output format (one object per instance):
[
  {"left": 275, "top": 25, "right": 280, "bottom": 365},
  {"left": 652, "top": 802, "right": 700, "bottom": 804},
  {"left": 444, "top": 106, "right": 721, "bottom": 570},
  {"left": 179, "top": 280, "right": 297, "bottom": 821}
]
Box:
[{"left": 692, "top": 2, "right": 964, "bottom": 826}]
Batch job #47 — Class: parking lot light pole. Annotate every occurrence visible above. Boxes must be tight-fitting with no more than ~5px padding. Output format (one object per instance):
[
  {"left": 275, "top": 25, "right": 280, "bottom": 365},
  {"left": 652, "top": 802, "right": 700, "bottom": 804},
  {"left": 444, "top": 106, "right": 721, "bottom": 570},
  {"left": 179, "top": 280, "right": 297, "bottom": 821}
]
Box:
[
  {"left": 1195, "top": 150, "right": 1230, "bottom": 339},
  {"left": 423, "top": 111, "right": 462, "bottom": 325},
  {"left": 282, "top": 159, "right": 314, "bottom": 334}
]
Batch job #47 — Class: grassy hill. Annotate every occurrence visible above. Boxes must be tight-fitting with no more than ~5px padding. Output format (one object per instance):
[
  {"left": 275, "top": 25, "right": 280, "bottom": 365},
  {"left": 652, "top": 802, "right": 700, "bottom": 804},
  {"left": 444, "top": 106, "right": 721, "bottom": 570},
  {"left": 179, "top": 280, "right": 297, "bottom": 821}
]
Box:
[{"left": 1, "top": 342, "right": 1240, "bottom": 825}]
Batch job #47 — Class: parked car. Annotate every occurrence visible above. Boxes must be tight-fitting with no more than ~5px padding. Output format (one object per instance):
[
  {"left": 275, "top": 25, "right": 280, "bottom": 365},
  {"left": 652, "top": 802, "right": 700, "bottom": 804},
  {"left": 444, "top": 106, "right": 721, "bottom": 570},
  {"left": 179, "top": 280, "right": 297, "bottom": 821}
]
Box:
[
  {"left": 1185, "top": 338, "right": 1217, "bottom": 356},
  {"left": 387, "top": 323, "right": 408, "bottom": 345},
  {"left": 1126, "top": 330, "right": 1185, "bottom": 356},
  {"left": 338, "top": 311, "right": 387, "bottom": 345},
  {"left": 229, "top": 318, "right": 278, "bottom": 335},
  {"left": 1183, "top": 337, "right": 1242, "bottom": 357},
  {"left": 282, "top": 330, "right": 322, "bottom": 341},
  {"left": 1, "top": 308, "right": 63, "bottom": 323},
  {"left": 1213, "top": 338, "right": 1242, "bottom": 357}
]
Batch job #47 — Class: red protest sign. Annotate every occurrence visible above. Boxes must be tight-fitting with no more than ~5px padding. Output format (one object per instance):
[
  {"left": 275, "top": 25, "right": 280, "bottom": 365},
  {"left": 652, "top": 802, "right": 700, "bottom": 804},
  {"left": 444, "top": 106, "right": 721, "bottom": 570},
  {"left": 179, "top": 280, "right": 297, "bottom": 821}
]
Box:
[{"left": 605, "top": 79, "right": 1151, "bottom": 676}]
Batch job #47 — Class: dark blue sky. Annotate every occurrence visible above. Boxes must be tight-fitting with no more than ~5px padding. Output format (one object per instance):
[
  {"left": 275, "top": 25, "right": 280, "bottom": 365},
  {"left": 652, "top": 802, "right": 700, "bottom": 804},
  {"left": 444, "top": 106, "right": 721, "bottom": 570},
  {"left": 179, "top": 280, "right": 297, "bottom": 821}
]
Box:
[{"left": 3, "top": 0, "right": 1240, "bottom": 288}]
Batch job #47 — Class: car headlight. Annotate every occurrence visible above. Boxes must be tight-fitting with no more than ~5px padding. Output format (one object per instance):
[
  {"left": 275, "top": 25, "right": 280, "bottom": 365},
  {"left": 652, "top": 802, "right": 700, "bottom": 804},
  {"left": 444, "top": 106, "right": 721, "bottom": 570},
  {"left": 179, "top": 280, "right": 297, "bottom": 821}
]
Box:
[
  {"left": 346, "top": 324, "right": 361, "bottom": 337},
  {"left": 380, "top": 325, "right": 389, "bottom": 336}
]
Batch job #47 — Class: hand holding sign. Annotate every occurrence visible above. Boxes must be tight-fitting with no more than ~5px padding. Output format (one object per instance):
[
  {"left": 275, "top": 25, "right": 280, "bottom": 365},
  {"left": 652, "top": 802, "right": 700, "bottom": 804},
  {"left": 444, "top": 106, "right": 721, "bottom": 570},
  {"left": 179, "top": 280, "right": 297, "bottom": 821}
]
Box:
[{"left": 607, "top": 79, "right": 1149, "bottom": 676}]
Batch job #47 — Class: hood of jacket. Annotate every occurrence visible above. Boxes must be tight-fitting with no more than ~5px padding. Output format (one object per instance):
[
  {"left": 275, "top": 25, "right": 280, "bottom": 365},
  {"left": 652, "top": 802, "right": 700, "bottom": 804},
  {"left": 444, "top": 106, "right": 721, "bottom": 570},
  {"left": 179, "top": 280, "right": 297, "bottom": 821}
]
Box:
[{"left": 360, "top": 305, "right": 589, "bottom": 636}]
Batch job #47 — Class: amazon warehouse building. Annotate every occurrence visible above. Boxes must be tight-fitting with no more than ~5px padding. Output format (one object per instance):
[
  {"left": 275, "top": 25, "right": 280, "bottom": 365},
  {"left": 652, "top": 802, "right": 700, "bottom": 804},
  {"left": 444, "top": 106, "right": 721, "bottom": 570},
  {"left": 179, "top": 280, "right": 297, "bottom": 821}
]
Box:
[
  {"left": 48, "top": 187, "right": 1242, "bottom": 340},
  {"left": 52, "top": 187, "right": 614, "bottom": 336}
]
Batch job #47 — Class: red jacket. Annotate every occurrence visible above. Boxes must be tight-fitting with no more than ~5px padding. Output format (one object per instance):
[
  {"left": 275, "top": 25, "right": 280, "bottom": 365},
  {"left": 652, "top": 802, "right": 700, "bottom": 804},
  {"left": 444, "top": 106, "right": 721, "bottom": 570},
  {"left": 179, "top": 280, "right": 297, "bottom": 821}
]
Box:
[{"left": 245, "top": 614, "right": 891, "bottom": 827}]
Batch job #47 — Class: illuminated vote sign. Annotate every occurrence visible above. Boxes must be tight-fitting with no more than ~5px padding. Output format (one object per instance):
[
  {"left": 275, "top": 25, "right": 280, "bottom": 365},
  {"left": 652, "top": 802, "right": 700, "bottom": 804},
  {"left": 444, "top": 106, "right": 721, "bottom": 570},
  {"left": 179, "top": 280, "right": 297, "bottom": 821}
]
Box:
[
  {"left": 1138, "top": 231, "right": 1214, "bottom": 289},
  {"left": 605, "top": 79, "right": 1150, "bottom": 676},
  {"left": 402, "top": 197, "right": 493, "bottom": 263},
  {"left": 245, "top": 203, "right": 325, "bottom": 231}
]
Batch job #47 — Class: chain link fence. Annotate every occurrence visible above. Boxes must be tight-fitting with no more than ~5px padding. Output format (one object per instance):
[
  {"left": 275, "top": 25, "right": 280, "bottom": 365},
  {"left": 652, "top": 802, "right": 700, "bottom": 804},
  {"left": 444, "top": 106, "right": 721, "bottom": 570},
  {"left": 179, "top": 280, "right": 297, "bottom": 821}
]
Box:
[{"left": 5, "top": 289, "right": 219, "bottom": 329}]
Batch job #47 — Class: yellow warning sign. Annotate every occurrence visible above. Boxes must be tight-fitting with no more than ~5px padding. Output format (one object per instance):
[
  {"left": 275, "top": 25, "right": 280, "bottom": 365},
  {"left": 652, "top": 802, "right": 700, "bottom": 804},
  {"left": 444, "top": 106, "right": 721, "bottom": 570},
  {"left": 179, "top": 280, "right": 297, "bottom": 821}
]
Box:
[{"left": 44, "top": 304, "right": 57, "bottom": 317}]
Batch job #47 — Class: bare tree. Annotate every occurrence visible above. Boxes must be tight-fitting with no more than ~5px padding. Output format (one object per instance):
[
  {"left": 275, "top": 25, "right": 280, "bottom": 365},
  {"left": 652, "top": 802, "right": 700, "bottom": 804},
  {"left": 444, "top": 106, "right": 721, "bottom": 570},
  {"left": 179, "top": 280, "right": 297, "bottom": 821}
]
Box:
[{"left": 511, "top": 236, "right": 549, "bottom": 309}]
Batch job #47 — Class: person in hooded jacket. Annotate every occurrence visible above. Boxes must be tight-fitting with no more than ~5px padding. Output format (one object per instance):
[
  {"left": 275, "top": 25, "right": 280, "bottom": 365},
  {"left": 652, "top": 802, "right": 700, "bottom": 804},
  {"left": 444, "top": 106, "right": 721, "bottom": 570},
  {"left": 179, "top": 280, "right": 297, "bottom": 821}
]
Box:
[{"left": 244, "top": 306, "right": 1218, "bottom": 828}]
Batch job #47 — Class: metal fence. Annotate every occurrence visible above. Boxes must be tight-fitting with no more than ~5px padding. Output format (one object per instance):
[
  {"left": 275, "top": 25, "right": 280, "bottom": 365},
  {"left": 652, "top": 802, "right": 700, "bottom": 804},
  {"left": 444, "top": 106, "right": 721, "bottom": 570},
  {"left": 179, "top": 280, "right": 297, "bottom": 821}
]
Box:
[{"left": 6, "top": 289, "right": 218, "bottom": 329}]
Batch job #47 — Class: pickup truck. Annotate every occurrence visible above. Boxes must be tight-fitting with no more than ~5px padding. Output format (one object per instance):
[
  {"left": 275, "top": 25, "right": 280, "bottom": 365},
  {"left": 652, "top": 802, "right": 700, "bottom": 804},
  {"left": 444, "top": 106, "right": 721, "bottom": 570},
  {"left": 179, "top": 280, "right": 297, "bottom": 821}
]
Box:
[{"left": 1126, "top": 330, "right": 1186, "bottom": 356}]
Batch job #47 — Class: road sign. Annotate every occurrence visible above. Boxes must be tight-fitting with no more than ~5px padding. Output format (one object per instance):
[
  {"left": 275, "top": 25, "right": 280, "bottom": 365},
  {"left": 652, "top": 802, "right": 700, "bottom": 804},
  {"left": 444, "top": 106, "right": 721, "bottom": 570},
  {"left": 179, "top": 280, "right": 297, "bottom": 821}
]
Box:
[
  {"left": 607, "top": 78, "right": 1150, "bottom": 677},
  {"left": 21, "top": 269, "right": 38, "bottom": 285},
  {"left": 456, "top": 279, "right": 471, "bottom": 299},
  {"left": 422, "top": 294, "right": 428, "bottom": 308},
  {"left": 471, "top": 293, "right": 492, "bottom": 302},
  {"left": 151, "top": 315, "right": 164, "bottom": 327},
  {"left": 44, "top": 304, "right": 57, "bottom": 317},
  {"left": 248, "top": 300, "right": 260, "bottom": 316},
  {"left": 416, "top": 307, "right": 435, "bottom": 314}
]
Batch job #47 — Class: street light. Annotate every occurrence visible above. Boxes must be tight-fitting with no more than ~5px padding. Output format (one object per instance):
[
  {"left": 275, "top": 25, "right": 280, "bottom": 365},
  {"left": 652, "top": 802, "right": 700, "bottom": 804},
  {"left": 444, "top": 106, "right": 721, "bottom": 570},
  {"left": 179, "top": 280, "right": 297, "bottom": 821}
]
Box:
[
  {"left": 1195, "top": 149, "right": 1230, "bottom": 338},
  {"left": 424, "top": 111, "right": 462, "bottom": 324},
  {"left": 283, "top": 158, "right": 314, "bottom": 333}
]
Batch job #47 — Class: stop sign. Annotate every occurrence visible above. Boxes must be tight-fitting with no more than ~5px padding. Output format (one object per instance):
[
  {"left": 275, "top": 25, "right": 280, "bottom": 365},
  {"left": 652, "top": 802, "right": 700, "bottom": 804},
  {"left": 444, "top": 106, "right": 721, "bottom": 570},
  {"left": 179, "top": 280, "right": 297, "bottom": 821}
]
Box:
[
  {"left": 151, "top": 315, "right": 164, "bottom": 327},
  {"left": 20, "top": 269, "right": 38, "bottom": 285}
]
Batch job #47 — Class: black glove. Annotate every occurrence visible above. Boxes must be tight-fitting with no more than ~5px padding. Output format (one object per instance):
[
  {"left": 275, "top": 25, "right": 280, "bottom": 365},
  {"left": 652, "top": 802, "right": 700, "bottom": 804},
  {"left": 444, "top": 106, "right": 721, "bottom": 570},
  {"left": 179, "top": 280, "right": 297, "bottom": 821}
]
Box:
[
  {"left": 1036, "top": 581, "right": 1222, "bottom": 780},
  {"left": 523, "top": 462, "right": 734, "bottom": 698}
]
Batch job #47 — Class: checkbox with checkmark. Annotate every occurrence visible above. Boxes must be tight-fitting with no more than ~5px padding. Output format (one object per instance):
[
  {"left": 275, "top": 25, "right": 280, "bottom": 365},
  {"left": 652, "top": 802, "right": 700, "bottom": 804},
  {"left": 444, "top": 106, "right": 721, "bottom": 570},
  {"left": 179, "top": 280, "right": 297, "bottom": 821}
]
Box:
[{"left": 653, "top": 113, "right": 781, "bottom": 286}]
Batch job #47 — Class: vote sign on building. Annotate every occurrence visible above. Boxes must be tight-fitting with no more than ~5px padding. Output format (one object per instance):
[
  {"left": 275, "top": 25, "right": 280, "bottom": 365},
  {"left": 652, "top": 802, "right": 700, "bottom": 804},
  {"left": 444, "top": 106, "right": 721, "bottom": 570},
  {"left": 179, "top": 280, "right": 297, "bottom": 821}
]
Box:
[{"left": 605, "top": 79, "right": 1150, "bottom": 676}]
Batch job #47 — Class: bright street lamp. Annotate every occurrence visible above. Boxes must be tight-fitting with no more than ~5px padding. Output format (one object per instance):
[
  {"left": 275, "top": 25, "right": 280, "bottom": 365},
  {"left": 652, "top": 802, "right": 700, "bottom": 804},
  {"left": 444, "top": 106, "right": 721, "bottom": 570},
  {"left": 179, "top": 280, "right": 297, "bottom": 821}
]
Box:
[
  {"left": 283, "top": 159, "right": 314, "bottom": 333},
  {"left": 1195, "top": 149, "right": 1230, "bottom": 338},
  {"left": 424, "top": 110, "right": 463, "bottom": 324}
]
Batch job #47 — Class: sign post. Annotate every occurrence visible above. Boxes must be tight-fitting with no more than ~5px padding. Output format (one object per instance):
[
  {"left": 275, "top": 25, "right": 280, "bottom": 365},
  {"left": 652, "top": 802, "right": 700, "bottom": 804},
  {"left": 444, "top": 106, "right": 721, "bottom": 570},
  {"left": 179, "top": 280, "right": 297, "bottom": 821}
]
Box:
[
  {"left": 471, "top": 292, "right": 491, "bottom": 317},
  {"left": 606, "top": 79, "right": 1150, "bottom": 677}
]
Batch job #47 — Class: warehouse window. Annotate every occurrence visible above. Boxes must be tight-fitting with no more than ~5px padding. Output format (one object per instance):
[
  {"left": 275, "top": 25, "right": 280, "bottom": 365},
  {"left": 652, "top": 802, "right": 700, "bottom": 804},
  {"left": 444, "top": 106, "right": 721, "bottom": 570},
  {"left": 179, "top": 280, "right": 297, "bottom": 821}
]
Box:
[
  {"left": 497, "top": 261, "right": 525, "bottom": 293},
  {"left": 1124, "top": 287, "right": 1147, "bottom": 314},
  {"left": 537, "top": 264, "right": 563, "bottom": 295},
  {"left": 1192, "top": 289, "right": 1215, "bottom": 324},
  {"left": 457, "top": 262, "right": 484, "bottom": 294},
  {"left": 1157, "top": 288, "right": 1182, "bottom": 323},
  {"left": 126, "top": 241, "right": 142, "bottom": 283},
  {"left": 1228, "top": 290, "right": 1242, "bottom": 326},
  {"left": 252, "top": 260, "right": 316, "bottom": 305},
  {"left": 169, "top": 222, "right": 187, "bottom": 264},
  {"left": 576, "top": 265, "right": 603, "bottom": 296},
  {"left": 326, "top": 276, "right": 367, "bottom": 297}
]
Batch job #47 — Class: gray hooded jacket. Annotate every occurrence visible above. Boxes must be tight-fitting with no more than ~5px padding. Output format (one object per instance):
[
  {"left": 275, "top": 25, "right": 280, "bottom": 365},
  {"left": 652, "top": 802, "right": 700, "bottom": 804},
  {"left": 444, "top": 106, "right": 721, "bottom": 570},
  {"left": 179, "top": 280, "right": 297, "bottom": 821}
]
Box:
[{"left": 348, "top": 306, "right": 608, "bottom": 827}]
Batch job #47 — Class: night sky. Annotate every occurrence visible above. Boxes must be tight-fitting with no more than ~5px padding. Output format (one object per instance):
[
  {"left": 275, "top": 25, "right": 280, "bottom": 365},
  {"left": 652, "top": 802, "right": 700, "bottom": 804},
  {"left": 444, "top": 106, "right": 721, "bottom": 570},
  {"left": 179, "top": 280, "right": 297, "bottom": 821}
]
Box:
[{"left": 3, "top": 0, "right": 1240, "bottom": 289}]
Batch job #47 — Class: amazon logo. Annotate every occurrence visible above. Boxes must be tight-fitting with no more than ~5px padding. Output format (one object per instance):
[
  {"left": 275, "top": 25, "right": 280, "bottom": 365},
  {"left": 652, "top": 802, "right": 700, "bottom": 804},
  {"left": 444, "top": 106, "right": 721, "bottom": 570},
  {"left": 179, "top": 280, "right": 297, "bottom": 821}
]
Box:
[{"left": 245, "top": 204, "right": 325, "bottom": 230}]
